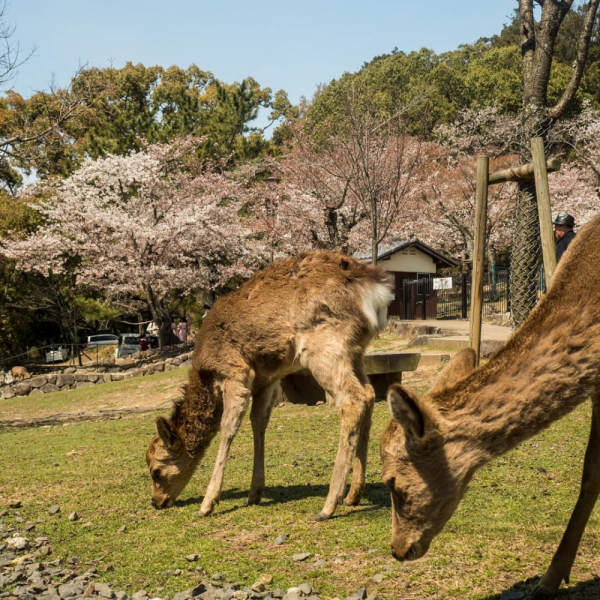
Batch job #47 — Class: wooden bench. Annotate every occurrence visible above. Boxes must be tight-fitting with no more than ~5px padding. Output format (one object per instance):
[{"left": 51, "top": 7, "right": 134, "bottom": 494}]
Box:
[{"left": 280, "top": 351, "right": 421, "bottom": 405}]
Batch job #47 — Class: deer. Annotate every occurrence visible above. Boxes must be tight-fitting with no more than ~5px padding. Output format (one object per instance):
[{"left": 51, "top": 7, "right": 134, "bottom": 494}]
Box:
[
  {"left": 380, "top": 213, "right": 600, "bottom": 599},
  {"left": 146, "top": 251, "right": 393, "bottom": 521}
]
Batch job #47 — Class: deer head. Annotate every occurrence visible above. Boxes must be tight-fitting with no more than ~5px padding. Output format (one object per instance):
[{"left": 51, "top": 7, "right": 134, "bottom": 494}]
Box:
[
  {"left": 380, "top": 349, "right": 477, "bottom": 561},
  {"left": 146, "top": 417, "right": 198, "bottom": 509}
]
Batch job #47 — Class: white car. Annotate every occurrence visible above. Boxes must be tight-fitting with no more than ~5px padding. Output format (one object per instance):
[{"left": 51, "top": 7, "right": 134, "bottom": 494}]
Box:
[
  {"left": 115, "top": 333, "right": 142, "bottom": 359},
  {"left": 45, "top": 345, "right": 69, "bottom": 363},
  {"left": 87, "top": 334, "right": 119, "bottom": 348}
]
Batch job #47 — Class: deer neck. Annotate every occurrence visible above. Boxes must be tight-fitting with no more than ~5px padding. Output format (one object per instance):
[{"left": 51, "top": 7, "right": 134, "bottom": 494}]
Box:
[{"left": 437, "top": 319, "right": 598, "bottom": 474}]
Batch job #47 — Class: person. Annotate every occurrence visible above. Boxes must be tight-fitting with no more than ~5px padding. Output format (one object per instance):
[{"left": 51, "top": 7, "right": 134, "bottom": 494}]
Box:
[
  {"left": 140, "top": 335, "right": 149, "bottom": 352},
  {"left": 553, "top": 211, "right": 576, "bottom": 262}
]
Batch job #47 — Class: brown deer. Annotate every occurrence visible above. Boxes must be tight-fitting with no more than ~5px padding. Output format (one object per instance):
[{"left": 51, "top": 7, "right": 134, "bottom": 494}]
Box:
[
  {"left": 381, "top": 213, "right": 600, "bottom": 598},
  {"left": 146, "top": 251, "right": 392, "bottom": 521}
]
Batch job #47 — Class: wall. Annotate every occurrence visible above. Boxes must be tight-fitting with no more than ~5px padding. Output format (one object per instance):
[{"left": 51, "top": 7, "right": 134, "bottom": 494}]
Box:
[{"left": 378, "top": 248, "right": 437, "bottom": 274}]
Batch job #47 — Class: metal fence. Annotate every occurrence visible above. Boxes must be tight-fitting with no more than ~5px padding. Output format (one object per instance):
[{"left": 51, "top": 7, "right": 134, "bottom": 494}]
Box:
[{"left": 402, "top": 268, "right": 510, "bottom": 321}]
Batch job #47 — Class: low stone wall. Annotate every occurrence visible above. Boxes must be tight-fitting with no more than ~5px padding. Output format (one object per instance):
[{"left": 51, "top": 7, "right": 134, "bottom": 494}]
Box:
[{"left": 1, "top": 350, "right": 193, "bottom": 400}]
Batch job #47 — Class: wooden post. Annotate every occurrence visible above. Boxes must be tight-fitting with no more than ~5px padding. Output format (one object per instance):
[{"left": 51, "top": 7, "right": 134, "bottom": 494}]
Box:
[
  {"left": 531, "top": 137, "right": 557, "bottom": 289},
  {"left": 469, "top": 156, "right": 489, "bottom": 366}
]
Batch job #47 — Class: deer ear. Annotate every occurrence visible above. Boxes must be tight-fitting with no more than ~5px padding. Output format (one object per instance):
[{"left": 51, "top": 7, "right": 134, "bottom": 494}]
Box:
[
  {"left": 387, "top": 384, "right": 434, "bottom": 440},
  {"left": 156, "top": 417, "right": 180, "bottom": 451},
  {"left": 429, "top": 348, "right": 476, "bottom": 396}
]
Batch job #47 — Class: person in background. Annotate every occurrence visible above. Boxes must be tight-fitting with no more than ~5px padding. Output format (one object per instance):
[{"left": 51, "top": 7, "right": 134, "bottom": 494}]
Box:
[
  {"left": 139, "top": 335, "right": 149, "bottom": 353},
  {"left": 553, "top": 211, "right": 576, "bottom": 262}
]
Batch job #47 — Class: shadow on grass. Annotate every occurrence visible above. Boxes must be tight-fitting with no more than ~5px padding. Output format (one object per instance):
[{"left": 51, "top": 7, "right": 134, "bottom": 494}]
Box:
[
  {"left": 482, "top": 575, "right": 600, "bottom": 599},
  {"left": 174, "top": 481, "right": 390, "bottom": 515}
]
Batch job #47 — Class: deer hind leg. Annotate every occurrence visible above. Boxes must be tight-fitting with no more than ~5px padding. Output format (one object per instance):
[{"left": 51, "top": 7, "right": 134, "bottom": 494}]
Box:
[
  {"left": 533, "top": 399, "right": 600, "bottom": 599},
  {"left": 247, "top": 383, "right": 280, "bottom": 506},
  {"left": 198, "top": 379, "right": 251, "bottom": 517},
  {"left": 307, "top": 355, "right": 373, "bottom": 521}
]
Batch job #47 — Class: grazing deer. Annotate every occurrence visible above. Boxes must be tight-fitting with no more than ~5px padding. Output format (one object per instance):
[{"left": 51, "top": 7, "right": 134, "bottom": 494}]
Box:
[
  {"left": 146, "top": 251, "right": 392, "bottom": 521},
  {"left": 11, "top": 366, "right": 30, "bottom": 381},
  {"left": 381, "top": 213, "right": 600, "bottom": 598}
]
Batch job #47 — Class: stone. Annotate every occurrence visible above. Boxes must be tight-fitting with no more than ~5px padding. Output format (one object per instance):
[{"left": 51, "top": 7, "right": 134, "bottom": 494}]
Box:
[
  {"left": 14, "top": 382, "right": 32, "bottom": 396},
  {"left": 291, "top": 552, "right": 311, "bottom": 562},
  {"left": 115, "top": 592, "right": 129, "bottom": 600},
  {"left": 131, "top": 591, "right": 148, "bottom": 600},
  {"left": 9, "top": 499, "right": 22, "bottom": 508},
  {"left": 40, "top": 384, "right": 59, "bottom": 393},
  {"left": 130, "top": 369, "right": 144, "bottom": 378},
  {"left": 58, "top": 583, "right": 84, "bottom": 598},
  {"left": 7, "top": 536, "right": 29, "bottom": 550},
  {"left": 185, "top": 554, "right": 200, "bottom": 562},
  {"left": 64, "top": 368, "right": 76, "bottom": 374},
  {"left": 273, "top": 534, "right": 289, "bottom": 545},
  {"left": 73, "top": 373, "right": 90, "bottom": 382},
  {"left": 312, "top": 559, "right": 326, "bottom": 568},
  {"left": 258, "top": 575, "right": 273, "bottom": 585},
  {"left": 283, "top": 594, "right": 301, "bottom": 600},
  {"left": 212, "top": 573, "right": 224, "bottom": 581},
  {"left": 1, "top": 388, "right": 15, "bottom": 399},
  {"left": 68, "top": 512, "right": 79, "bottom": 522},
  {"left": 298, "top": 583, "right": 313, "bottom": 595},
  {"left": 75, "top": 381, "right": 95, "bottom": 389},
  {"left": 178, "top": 361, "right": 189, "bottom": 368},
  {"left": 117, "top": 526, "right": 127, "bottom": 534},
  {"left": 29, "top": 376, "right": 48, "bottom": 389},
  {"left": 165, "top": 364, "right": 178, "bottom": 371},
  {"left": 190, "top": 583, "right": 207, "bottom": 597},
  {"left": 102, "top": 374, "right": 113, "bottom": 383},
  {"left": 172, "top": 358, "right": 181, "bottom": 366},
  {"left": 500, "top": 593, "right": 526, "bottom": 600},
  {"left": 94, "top": 583, "right": 116, "bottom": 598},
  {"left": 29, "top": 388, "right": 43, "bottom": 395},
  {"left": 48, "top": 505, "right": 61, "bottom": 515},
  {"left": 346, "top": 589, "right": 367, "bottom": 600},
  {"left": 371, "top": 573, "right": 383, "bottom": 583},
  {"left": 111, "top": 374, "right": 125, "bottom": 381},
  {"left": 251, "top": 582, "right": 265, "bottom": 593}
]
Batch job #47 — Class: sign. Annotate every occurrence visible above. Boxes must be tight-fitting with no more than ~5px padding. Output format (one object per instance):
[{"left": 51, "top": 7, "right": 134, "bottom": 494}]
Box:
[{"left": 433, "top": 277, "right": 452, "bottom": 290}]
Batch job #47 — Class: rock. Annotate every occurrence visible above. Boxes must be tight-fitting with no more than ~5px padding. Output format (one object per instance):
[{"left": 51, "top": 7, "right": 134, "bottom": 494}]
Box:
[
  {"left": 48, "top": 505, "right": 61, "bottom": 515},
  {"left": 283, "top": 593, "right": 301, "bottom": 600},
  {"left": 102, "top": 374, "right": 113, "bottom": 383},
  {"left": 190, "top": 583, "right": 207, "bottom": 597},
  {"left": 258, "top": 574, "right": 273, "bottom": 585},
  {"left": 165, "top": 364, "right": 178, "bottom": 371},
  {"left": 131, "top": 591, "right": 148, "bottom": 600},
  {"left": 178, "top": 361, "right": 189, "bottom": 368},
  {"left": 40, "top": 383, "right": 59, "bottom": 393},
  {"left": 273, "top": 534, "right": 289, "bottom": 545},
  {"left": 29, "top": 388, "right": 43, "bottom": 395},
  {"left": 312, "top": 559, "right": 326, "bottom": 568},
  {"left": 64, "top": 367, "right": 76, "bottom": 374},
  {"left": 371, "top": 573, "right": 383, "bottom": 583},
  {"left": 172, "top": 358, "right": 181, "bottom": 366},
  {"left": 58, "top": 583, "right": 84, "bottom": 597},
  {"left": 8, "top": 499, "right": 22, "bottom": 508},
  {"left": 232, "top": 592, "right": 249, "bottom": 600},
  {"left": 291, "top": 552, "right": 311, "bottom": 562},
  {"left": 68, "top": 512, "right": 79, "bottom": 522},
  {"left": 130, "top": 369, "right": 144, "bottom": 378},
  {"left": 2, "top": 388, "right": 15, "bottom": 399},
  {"left": 29, "top": 376, "right": 48, "bottom": 389},
  {"left": 185, "top": 553, "right": 199, "bottom": 562},
  {"left": 14, "top": 382, "right": 32, "bottom": 396},
  {"left": 7, "top": 536, "right": 29, "bottom": 551},
  {"left": 500, "top": 593, "right": 526, "bottom": 600},
  {"left": 251, "top": 582, "right": 266, "bottom": 593},
  {"left": 346, "top": 589, "right": 367, "bottom": 600},
  {"left": 115, "top": 592, "right": 129, "bottom": 600},
  {"left": 298, "top": 583, "right": 313, "bottom": 595},
  {"left": 212, "top": 573, "right": 224, "bottom": 581},
  {"left": 117, "top": 526, "right": 127, "bottom": 534},
  {"left": 111, "top": 374, "right": 125, "bottom": 381},
  {"left": 94, "top": 583, "right": 116, "bottom": 598}
]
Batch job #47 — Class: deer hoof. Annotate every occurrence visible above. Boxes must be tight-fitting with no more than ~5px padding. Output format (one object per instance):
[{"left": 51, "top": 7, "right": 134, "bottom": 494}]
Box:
[
  {"left": 198, "top": 501, "right": 216, "bottom": 517},
  {"left": 247, "top": 491, "right": 263, "bottom": 506},
  {"left": 530, "top": 585, "right": 558, "bottom": 599},
  {"left": 314, "top": 511, "right": 330, "bottom": 522}
]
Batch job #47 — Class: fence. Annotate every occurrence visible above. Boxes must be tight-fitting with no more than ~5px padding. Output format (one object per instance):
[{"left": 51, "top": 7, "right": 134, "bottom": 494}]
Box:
[{"left": 402, "top": 268, "right": 510, "bottom": 321}]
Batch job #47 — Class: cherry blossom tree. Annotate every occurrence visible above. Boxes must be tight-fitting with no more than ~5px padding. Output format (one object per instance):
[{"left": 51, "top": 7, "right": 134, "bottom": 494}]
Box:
[{"left": 2, "top": 138, "right": 261, "bottom": 346}]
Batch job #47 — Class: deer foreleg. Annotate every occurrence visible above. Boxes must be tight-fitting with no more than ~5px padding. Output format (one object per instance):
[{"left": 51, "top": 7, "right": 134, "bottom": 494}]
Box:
[
  {"left": 247, "top": 383, "right": 279, "bottom": 506},
  {"left": 198, "top": 380, "right": 250, "bottom": 517},
  {"left": 344, "top": 383, "right": 375, "bottom": 506},
  {"left": 533, "top": 402, "right": 600, "bottom": 598}
]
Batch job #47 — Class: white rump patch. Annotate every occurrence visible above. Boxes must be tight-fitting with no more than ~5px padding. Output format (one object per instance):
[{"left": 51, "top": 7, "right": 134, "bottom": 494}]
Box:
[{"left": 359, "top": 281, "right": 394, "bottom": 331}]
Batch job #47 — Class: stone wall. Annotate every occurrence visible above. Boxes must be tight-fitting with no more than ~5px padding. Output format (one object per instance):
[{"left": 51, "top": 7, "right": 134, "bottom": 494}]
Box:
[{"left": 1, "top": 350, "right": 193, "bottom": 400}]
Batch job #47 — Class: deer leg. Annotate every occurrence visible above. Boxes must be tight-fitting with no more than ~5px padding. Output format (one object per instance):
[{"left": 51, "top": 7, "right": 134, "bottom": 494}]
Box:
[
  {"left": 247, "top": 383, "right": 279, "bottom": 506},
  {"left": 344, "top": 382, "right": 375, "bottom": 507},
  {"left": 532, "top": 401, "right": 600, "bottom": 599},
  {"left": 198, "top": 380, "right": 250, "bottom": 517}
]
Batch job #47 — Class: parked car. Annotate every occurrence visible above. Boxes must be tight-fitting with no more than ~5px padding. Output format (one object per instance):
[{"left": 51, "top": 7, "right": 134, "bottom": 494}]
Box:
[
  {"left": 87, "top": 334, "right": 119, "bottom": 348},
  {"left": 45, "top": 345, "right": 69, "bottom": 363},
  {"left": 115, "top": 333, "right": 141, "bottom": 359}
]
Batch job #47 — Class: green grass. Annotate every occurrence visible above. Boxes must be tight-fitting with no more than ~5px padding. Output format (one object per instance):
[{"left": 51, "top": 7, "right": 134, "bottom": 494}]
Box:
[{"left": 2, "top": 372, "right": 600, "bottom": 599}]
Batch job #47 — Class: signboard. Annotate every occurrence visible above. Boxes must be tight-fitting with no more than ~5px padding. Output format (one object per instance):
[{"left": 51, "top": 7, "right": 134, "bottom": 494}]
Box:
[{"left": 433, "top": 277, "right": 453, "bottom": 290}]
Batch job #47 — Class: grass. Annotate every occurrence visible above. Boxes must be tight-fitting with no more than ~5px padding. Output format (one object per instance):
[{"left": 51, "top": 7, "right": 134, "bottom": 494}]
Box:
[{"left": 2, "top": 369, "right": 600, "bottom": 599}]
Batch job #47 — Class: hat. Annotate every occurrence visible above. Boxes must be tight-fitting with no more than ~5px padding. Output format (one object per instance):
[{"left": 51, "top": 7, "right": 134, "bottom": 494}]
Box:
[{"left": 552, "top": 212, "right": 575, "bottom": 227}]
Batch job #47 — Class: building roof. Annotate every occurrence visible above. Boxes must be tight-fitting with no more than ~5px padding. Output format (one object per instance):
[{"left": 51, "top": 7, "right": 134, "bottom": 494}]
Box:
[{"left": 354, "top": 239, "right": 459, "bottom": 268}]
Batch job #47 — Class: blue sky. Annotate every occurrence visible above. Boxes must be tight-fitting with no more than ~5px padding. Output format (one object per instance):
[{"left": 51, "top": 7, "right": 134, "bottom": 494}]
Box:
[{"left": 9, "top": 1, "right": 517, "bottom": 113}]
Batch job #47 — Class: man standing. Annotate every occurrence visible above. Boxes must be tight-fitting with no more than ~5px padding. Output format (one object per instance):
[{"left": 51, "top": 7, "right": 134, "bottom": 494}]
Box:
[{"left": 553, "top": 212, "right": 576, "bottom": 262}]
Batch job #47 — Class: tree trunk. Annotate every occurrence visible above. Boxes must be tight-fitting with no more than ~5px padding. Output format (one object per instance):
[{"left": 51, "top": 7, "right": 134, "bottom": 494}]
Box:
[{"left": 144, "top": 284, "right": 179, "bottom": 348}]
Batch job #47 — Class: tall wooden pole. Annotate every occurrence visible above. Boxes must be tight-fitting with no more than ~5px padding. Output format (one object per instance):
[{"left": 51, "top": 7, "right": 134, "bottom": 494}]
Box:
[
  {"left": 531, "top": 137, "right": 557, "bottom": 289},
  {"left": 469, "top": 156, "right": 489, "bottom": 366}
]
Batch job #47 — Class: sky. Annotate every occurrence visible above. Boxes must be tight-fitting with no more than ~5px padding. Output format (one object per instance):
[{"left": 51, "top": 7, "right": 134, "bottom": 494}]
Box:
[{"left": 8, "top": 0, "right": 518, "bottom": 125}]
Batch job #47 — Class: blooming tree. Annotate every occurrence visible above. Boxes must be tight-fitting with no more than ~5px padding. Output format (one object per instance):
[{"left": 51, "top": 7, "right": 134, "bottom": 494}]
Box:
[{"left": 2, "top": 138, "right": 261, "bottom": 346}]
